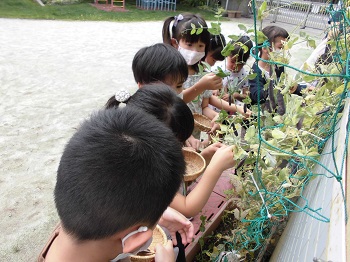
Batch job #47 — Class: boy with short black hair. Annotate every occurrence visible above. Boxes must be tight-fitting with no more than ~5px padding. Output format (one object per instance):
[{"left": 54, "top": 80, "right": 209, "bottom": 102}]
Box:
[
  {"left": 132, "top": 43, "right": 188, "bottom": 94},
  {"left": 38, "top": 107, "right": 188, "bottom": 262}
]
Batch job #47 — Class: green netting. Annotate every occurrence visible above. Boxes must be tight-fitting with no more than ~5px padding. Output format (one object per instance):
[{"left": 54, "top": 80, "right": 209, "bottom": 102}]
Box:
[{"left": 208, "top": 1, "right": 350, "bottom": 261}]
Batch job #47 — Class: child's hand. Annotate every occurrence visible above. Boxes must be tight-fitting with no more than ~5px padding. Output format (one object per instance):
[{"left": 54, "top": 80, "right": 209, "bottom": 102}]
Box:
[
  {"left": 198, "top": 73, "right": 222, "bottom": 91},
  {"left": 209, "top": 145, "right": 236, "bottom": 172},
  {"left": 236, "top": 105, "right": 252, "bottom": 119},
  {"left": 154, "top": 240, "right": 175, "bottom": 262},
  {"left": 158, "top": 207, "right": 194, "bottom": 245},
  {"left": 222, "top": 94, "right": 230, "bottom": 102},
  {"left": 185, "top": 135, "right": 201, "bottom": 151},
  {"left": 200, "top": 142, "right": 223, "bottom": 164},
  {"left": 208, "top": 121, "right": 220, "bottom": 134}
]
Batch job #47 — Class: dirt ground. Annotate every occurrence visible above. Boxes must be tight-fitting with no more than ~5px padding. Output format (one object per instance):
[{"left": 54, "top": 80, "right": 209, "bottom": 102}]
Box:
[{"left": 0, "top": 17, "right": 321, "bottom": 261}]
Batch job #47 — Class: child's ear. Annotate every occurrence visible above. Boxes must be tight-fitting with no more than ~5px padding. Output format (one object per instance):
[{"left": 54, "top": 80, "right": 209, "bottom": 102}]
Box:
[
  {"left": 122, "top": 229, "right": 153, "bottom": 253},
  {"left": 171, "top": 38, "right": 179, "bottom": 49}
]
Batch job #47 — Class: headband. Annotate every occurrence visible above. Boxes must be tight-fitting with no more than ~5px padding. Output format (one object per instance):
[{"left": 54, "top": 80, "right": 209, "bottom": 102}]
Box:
[
  {"left": 115, "top": 89, "right": 131, "bottom": 104},
  {"left": 173, "top": 14, "right": 184, "bottom": 27}
]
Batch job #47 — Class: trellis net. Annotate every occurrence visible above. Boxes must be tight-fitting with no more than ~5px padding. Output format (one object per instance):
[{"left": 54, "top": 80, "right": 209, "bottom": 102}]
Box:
[{"left": 206, "top": 1, "right": 350, "bottom": 261}]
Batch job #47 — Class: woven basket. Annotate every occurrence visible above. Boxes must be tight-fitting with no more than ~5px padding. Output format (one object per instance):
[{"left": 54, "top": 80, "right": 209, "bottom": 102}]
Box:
[
  {"left": 182, "top": 148, "right": 206, "bottom": 182},
  {"left": 129, "top": 225, "right": 167, "bottom": 262},
  {"left": 193, "top": 113, "right": 212, "bottom": 132}
]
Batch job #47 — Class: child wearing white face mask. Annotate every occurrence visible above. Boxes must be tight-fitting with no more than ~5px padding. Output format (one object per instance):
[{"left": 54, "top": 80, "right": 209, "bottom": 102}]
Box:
[{"left": 162, "top": 13, "right": 221, "bottom": 143}]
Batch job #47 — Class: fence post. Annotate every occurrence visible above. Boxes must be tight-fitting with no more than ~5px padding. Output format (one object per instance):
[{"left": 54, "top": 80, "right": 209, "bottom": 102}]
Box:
[
  {"left": 301, "top": 3, "right": 312, "bottom": 29},
  {"left": 272, "top": 0, "right": 280, "bottom": 23}
]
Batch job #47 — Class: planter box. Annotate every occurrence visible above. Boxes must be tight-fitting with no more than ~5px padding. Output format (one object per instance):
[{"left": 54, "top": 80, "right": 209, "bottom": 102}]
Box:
[
  {"left": 185, "top": 170, "right": 235, "bottom": 261},
  {"left": 227, "top": 10, "right": 242, "bottom": 18}
]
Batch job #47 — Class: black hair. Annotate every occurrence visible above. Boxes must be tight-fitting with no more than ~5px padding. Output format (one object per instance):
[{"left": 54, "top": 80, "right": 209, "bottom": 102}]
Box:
[
  {"left": 105, "top": 84, "right": 194, "bottom": 143},
  {"left": 207, "top": 33, "right": 226, "bottom": 61},
  {"left": 262, "top": 25, "right": 289, "bottom": 45},
  {"left": 162, "top": 13, "right": 211, "bottom": 71},
  {"left": 229, "top": 35, "right": 253, "bottom": 63},
  {"left": 132, "top": 43, "right": 188, "bottom": 87},
  {"left": 55, "top": 107, "right": 185, "bottom": 240}
]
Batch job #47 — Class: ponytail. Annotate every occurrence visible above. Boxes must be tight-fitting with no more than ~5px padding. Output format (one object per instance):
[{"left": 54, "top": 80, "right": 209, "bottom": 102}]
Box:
[{"left": 162, "top": 16, "right": 176, "bottom": 45}]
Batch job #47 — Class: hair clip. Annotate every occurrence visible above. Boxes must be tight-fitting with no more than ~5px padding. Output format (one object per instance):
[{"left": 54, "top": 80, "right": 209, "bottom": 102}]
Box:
[
  {"left": 115, "top": 89, "right": 131, "bottom": 103},
  {"left": 173, "top": 14, "right": 184, "bottom": 27}
]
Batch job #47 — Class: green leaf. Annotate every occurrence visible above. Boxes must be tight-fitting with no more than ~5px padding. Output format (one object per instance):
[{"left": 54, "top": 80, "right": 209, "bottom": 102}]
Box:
[
  {"left": 198, "top": 63, "right": 204, "bottom": 74},
  {"left": 303, "top": 75, "right": 316, "bottom": 82},
  {"left": 307, "top": 39, "right": 316, "bottom": 49},
  {"left": 233, "top": 208, "right": 240, "bottom": 220},
  {"left": 208, "top": 27, "right": 220, "bottom": 35},
  {"left": 201, "top": 61, "right": 211, "bottom": 71},
  {"left": 247, "top": 73, "right": 257, "bottom": 80},
  {"left": 199, "top": 237, "right": 204, "bottom": 246},
  {"left": 286, "top": 37, "right": 298, "bottom": 50},
  {"left": 238, "top": 24, "right": 247, "bottom": 31},
  {"left": 299, "top": 31, "right": 306, "bottom": 37},
  {"left": 294, "top": 149, "right": 306, "bottom": 156},
  {"left": 334, "top": 84, "right": 345, "bottom": 94},
  {"left": 271, "top": 129, "right": 286, "bottom": 139},
  {"left": 260, "top": 1, "right": 267, "bottom": 12},
  {"left": 221, "top": 42, "right": 235, "bottom": 57},
  {"left": 228, "top": 34, "right": 241, "bottom": 41},
  {"left": 196, "top": 28, "right": 203, "bottom": 35},
  {"left": 215, "top": 67, "right": 230, "bottom": 78},
  {"left": 256, "top": 31, "right": 268, "bottom": 45},
  {"left": 190, "top": 28, "right": 196, "bottom": 35}
]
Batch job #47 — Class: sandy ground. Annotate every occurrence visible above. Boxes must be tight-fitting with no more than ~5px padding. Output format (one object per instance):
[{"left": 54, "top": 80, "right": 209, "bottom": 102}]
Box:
[{"left": 0, "top": 17, "right": 321, "bottom": 261}]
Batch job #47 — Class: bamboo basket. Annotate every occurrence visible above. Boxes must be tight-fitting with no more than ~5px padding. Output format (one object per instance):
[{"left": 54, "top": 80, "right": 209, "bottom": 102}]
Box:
[
  {"left": 193, "top": 113, "right": 211, "bottom": 132},
  {"left": 182, "top": 148, "right": 206, "bottom": 182},
  {"left": 129, "top": 225, "right": 167, "bottom": 262}
]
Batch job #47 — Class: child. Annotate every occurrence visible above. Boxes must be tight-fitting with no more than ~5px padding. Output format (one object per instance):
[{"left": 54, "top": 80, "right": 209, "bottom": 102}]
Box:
[
  {"left": 205, "top": 33, "right": 226, "bottom": 67},
  {"left": 249, "top": 25, "right": 311, "bottom": 105},
  {"left": 38, "top": 108, "right": 193, "bottom": 262},
  {"left": 106, "top": 84, "right": 235, "bottom": 262},
  {"left": 205, "top": 33, "right": 251, "bottom": 118},
  {"left": 162, "top": 13, "right": 221, "bottom": 141},
  {"left": 106, "top": 84, "right": 194, "bottom": 145},
  {"left": 162, "top": 14, "right": 223, "bottom": 104},
  {"left": 132, "top": 43, "right": 188, "bottom": 96},
  {"left": 221, "top": 35, "right": 253, "bottom": 106},
  {"left": 131, "top": 43, "right": 202, "bottom": 150},
  {"left": 108, "top": 84, "right": 236, "bottom": 218}
]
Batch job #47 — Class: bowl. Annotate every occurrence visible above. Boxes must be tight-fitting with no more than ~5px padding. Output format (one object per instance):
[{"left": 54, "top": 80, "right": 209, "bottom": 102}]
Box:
[
  {"left": 193, "top": 113, "right": 212, "bottom": 132},
  {"left": 129, "top": 225, "right": 167, "bottom": 262},
  {"left": 182, "top": 148, "right": 206, "bottom": 182}
]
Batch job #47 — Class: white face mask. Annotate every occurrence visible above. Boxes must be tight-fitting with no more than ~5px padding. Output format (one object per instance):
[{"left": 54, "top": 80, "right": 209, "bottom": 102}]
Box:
[
  {"left": 110, "top": 226, "right": 153, "bottom": 262},
  {"left": 178, "top": 46, "right": 205, "bottom": 65}
]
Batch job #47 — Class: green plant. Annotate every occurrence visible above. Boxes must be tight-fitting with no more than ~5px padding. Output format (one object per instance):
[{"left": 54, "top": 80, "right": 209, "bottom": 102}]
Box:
[{"left": 189, "top": 1, "right": 349, "bottom": 259}]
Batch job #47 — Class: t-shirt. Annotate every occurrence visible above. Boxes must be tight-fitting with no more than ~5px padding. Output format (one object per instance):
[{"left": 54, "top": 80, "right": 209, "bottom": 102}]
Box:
[
  {"left": 37, "top": 224, "right": 61, "bottom": 262},
  {"left": 183, "top": 74, "right": 212, "bottom": 138},
  {"left": 183, "top": 75, "right": 212, "bottom": 115},
  {"left": 223, "top": 67, "right": 249, "bottom": 91}
]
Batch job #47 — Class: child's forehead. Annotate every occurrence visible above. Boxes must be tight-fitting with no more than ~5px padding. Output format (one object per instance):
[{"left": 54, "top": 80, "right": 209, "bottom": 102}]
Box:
[
  {"left": 181, "top": 37, "right": 206, "bottom": 45},
  {"left": 164, "top": 74, "right": 185, "bottom": 86},
  {"left": 273, "top": 36, "right": 286, "bottom": 44}
]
